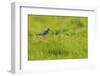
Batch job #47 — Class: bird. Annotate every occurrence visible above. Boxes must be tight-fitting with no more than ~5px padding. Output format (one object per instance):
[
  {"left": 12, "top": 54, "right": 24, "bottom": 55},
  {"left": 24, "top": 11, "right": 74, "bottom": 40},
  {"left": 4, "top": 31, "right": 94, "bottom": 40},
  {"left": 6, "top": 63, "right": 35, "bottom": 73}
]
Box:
[{"left": 36, "top": 28, "right": 50, "bottom": 36}]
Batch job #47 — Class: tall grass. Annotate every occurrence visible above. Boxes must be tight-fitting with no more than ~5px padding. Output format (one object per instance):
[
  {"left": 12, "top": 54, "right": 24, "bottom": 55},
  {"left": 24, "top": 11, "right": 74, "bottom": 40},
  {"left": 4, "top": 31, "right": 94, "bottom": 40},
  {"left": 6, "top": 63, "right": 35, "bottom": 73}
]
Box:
[{"left": 28, "top": 15, "right": 88, "bottom": 60}]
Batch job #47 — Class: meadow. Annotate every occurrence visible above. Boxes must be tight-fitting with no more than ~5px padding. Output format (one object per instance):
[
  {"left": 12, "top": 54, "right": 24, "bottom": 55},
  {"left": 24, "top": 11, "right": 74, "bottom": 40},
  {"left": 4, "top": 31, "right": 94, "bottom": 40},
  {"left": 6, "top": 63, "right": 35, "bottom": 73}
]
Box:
[{"left": 28, "top": 15, "right": 88, "bottom": 60}]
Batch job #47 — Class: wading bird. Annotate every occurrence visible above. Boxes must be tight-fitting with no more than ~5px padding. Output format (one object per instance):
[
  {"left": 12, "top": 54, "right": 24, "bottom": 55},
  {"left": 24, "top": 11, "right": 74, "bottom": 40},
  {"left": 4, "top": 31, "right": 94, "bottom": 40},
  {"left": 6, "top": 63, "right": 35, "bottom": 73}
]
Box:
[{"left": 36, "top": 28, "right": 50, "bottom": 36}]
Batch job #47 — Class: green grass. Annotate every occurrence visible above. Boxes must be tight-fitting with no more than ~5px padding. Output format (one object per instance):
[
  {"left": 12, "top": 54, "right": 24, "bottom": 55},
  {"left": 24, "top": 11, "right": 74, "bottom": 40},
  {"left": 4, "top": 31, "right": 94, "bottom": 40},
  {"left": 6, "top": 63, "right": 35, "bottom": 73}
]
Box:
[{"left": 28, "top": 15, "right": 88, "bottom": 61}]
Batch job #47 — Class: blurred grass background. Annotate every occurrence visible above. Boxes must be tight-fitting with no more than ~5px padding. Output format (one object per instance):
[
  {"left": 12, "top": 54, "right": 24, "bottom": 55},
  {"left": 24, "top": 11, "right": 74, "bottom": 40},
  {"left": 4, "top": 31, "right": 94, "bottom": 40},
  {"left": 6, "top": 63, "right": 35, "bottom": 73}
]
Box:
[{"left": 28, "top": 15, "right": 88, "bottom": 60}]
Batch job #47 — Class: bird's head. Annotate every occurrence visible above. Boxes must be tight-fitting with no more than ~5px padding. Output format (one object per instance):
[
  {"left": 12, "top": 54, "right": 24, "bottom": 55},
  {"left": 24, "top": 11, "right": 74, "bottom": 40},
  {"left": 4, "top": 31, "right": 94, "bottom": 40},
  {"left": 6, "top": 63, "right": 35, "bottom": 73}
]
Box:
[{"left": 47, "top": 28, "right": 50, "bottom": 31}]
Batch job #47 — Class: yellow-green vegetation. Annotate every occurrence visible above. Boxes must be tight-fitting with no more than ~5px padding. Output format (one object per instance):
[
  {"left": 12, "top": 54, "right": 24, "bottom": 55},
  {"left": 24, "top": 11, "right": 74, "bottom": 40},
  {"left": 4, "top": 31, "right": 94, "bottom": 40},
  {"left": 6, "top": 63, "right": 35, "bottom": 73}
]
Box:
[{"left": 28, "top": 15, "right": 88, "bottom": 60}]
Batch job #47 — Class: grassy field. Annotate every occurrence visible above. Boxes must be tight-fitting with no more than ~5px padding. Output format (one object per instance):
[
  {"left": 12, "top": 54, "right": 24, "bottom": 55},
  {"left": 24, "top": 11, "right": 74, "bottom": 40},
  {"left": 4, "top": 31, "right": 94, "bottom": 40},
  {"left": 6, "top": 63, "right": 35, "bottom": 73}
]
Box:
[{"left": 28, "top": 15, "right": 88, "bottom": 61}]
